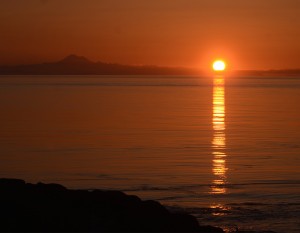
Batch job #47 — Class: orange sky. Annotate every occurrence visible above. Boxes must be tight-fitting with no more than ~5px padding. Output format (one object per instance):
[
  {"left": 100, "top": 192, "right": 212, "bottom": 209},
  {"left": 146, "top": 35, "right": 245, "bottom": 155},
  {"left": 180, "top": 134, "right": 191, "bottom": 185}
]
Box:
[{"left": 0, "top": 0, "right": 300, "bottom": 70}]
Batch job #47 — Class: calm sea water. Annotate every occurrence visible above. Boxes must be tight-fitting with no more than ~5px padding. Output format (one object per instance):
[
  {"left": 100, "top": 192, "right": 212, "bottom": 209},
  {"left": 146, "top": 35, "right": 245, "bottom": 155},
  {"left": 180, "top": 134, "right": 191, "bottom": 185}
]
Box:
[{"left": 0, "top": 75, "right": 299, "bottom": 232}]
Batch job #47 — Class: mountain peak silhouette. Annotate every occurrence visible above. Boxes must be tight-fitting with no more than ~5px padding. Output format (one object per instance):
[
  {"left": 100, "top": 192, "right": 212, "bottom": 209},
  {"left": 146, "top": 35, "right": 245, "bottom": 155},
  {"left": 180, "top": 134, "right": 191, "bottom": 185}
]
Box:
[
  {"left": 0, "top": 55, "right": 200, "bottom": 75},
  {"left": 58, "top": 54, "right": 92, "bottom": 64}
]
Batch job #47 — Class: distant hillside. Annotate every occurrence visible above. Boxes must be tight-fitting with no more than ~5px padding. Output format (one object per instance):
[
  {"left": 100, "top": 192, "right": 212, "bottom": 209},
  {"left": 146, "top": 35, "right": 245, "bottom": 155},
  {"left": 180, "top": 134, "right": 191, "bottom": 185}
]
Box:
[
  {"left": 0, "top": 55, "right": 200, "bottom": 75},
  {"left": 235, "top": 69, "right": 300, "bottom": 77},
  {"left": 1, "top": 55, "right": 300, "bottom": 76}
]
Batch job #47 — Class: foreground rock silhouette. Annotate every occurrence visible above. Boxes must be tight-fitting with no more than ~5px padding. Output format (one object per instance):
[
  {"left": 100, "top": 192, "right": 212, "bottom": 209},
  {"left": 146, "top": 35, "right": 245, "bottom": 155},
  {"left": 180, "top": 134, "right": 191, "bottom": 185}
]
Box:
[{"left": 0, "top": 178, "right": 223, "bottom": 232}]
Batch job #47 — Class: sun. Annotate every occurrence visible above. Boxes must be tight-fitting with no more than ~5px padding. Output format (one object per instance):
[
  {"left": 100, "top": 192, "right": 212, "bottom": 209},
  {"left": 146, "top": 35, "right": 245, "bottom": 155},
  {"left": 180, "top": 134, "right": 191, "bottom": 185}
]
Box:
[{"left": 212, "top": 60, "right": 226, "bottom": 71}]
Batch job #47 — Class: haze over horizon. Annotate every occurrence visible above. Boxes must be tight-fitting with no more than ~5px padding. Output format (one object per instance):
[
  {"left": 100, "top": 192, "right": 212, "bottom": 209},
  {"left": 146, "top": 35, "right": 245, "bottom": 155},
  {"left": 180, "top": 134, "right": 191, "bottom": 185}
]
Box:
[
  {"left": 2, "top": 54, "right": 300, "bottom": 73},
  {"left": 1, "top": 0, "right": 300, "bottom": 70}
]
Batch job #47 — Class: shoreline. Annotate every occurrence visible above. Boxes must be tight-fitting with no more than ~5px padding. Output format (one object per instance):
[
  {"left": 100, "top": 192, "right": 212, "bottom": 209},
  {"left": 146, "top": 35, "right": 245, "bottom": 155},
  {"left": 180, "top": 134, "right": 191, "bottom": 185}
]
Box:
[
  {"left": 0, "top": 178, "right": 223, "bottom": 232},
  {"left": 0, "top": 178, "right": 279, "bottom": 233}
]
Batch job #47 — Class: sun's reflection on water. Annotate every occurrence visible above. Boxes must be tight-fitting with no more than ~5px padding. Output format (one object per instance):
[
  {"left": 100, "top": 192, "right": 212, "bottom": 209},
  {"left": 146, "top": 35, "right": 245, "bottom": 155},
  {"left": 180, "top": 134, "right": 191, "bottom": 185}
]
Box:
[
  {"left": 210, "top": 203, "right": 230, "bottom": 216},
  {"left": 211, "top": 75, "right": 227, "bottom": 195}
]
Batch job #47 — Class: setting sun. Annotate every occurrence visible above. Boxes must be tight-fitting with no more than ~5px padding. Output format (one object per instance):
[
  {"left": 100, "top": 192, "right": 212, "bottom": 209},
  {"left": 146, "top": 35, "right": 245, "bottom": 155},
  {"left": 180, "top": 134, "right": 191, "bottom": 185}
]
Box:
[{"left": 213, "top": 60, "right": 226, "bottom": 71}]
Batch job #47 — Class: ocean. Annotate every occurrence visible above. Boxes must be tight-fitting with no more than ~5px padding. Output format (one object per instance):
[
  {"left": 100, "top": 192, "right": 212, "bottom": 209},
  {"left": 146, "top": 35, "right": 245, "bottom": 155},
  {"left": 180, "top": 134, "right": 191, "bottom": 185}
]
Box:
[{"left": 0, "top": 75, "right": 299, "bottom": 232}]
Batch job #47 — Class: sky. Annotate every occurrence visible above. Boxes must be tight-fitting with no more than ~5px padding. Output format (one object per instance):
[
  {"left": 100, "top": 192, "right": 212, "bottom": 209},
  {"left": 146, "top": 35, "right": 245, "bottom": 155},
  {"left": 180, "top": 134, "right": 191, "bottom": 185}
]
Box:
[{"left": 0, "top": 0, "right": 300, "bottom": 70}]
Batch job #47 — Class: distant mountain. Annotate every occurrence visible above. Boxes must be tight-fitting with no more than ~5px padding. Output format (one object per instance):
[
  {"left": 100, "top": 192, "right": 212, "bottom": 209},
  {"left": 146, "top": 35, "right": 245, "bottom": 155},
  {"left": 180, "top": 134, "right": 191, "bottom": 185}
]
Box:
[
  {"left": 0, "top": 55, "right": 199, "bottom": 75},
  {"left": 59, "top": 54, "right": 92, "bottom": 64}
]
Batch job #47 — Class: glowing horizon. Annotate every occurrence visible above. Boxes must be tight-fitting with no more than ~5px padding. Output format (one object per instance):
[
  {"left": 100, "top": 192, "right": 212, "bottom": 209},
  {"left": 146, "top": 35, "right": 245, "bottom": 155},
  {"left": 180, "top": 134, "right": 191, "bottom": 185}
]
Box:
[{"left": 0, "top": 1, "right": 299, "bottom": 70}]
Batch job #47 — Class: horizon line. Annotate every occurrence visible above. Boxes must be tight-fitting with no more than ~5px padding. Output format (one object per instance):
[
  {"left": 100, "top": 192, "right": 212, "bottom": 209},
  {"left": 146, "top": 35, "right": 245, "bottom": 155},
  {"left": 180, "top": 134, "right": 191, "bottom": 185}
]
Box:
[{"left": 1, "top": 54, "right": 300, "bottom": 72}]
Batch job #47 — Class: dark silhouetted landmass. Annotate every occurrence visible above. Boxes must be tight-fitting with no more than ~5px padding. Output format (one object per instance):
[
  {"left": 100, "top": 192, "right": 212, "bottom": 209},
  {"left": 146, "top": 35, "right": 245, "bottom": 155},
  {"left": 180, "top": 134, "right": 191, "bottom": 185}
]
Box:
[
  {"left": 235, "top": 69, "right": 300, "bottom": 77},
  {"left": 0, "top": 178, "right": 224, "bottom": 232},
  {"left": 1, "top": 55, "right": 299, "bottom": 76},
  {"left": 0, "top": 55, "right": 200, "bottom": 75}
]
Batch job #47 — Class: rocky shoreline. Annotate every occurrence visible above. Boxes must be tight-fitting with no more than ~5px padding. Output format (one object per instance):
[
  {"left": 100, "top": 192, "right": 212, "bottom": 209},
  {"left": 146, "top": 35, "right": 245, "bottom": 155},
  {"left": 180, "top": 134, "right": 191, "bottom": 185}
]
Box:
[{"left": 0, "top": 178, "right": 223, "bottom": 232}]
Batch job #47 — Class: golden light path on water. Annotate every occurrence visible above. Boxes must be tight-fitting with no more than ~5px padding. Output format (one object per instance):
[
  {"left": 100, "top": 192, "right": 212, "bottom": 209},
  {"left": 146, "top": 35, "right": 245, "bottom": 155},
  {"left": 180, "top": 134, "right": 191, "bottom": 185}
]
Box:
[{"left": 211, "top": 75, "right": 228, "bottom": 195}]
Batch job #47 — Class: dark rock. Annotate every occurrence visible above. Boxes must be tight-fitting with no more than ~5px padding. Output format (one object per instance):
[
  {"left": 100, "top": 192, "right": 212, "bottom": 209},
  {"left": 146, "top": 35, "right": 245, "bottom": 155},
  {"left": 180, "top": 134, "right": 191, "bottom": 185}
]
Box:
[
  {"left": 0, "top": 178, "right": 224, "bottom": 232},
  {"left": 0, "top": 178, "right": 25, "bottom": 189}
]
